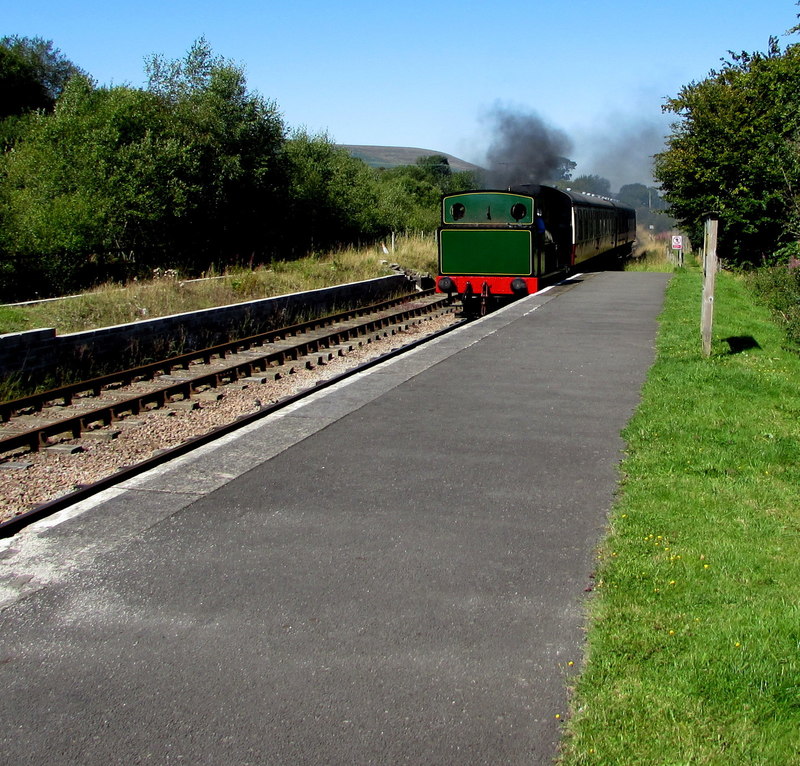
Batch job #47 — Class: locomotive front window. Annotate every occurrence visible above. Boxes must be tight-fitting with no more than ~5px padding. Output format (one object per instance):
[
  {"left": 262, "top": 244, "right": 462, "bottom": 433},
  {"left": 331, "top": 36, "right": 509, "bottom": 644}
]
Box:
[
  {"left": 451, "top": 203, "right": 466, "bottom": 220},
  {"left": 510, "top": 203, "right": 527, "bottom": 221}
]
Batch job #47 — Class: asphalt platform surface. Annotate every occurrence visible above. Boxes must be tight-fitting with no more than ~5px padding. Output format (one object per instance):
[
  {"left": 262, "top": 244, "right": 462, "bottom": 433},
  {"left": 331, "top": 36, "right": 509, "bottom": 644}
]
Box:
[{"left": 0, "top": 271, "right": 671, "bottom": 765}]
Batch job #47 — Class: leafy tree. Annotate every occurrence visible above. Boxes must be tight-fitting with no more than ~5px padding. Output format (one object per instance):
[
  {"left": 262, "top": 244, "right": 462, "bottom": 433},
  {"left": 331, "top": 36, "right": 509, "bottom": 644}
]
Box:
[
  {"left": 284, "top": 131, "right": 388, "bottom": 253},
  {"left": 0, "top": 46, "right": 50, "bottom": 119},
  {"left": 0, "top": 39, "right": 290, "bottom": 297},
  {"left": 0, "top": 36, "right": 84, "bottom": 104},
  {"left": 1, "top": 36, "right": 84, "bottom": 150},
  {"left": 144, "top": 38, "right": 289, "bottom": 269},
  {"left": 376, "top": 156, "right": 478, "bottom": 231},
  {"left": 376, "top": 171, "right": 441, "bottom": 231},
  {"left": 0, "top": 35, "right": 484, "bottom": 298},
  {"left": 0, "top": 77, "right": 183, "bottom": 293},
  {"left": 0, "top": 36, "right": 85, "bottom": 148},
  {"left": 415, "top": 154, "right": 454, "bottom": 182},
  {"left": 654, "top": 38, "right": 800, "bottom": 264},
  {"left": 618, "top": 183, "right": 652, "bottom": 208}
]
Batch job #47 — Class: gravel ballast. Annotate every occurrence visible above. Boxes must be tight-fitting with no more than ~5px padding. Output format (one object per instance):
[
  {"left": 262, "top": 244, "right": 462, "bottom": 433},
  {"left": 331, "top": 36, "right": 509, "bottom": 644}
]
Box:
[{"left": 1, "top": 313, "right": 458, "bottom": 523}]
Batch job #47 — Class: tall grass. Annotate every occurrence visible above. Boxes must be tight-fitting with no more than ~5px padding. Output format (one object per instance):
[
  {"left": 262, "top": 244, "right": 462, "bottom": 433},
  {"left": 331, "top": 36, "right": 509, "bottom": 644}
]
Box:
[
  {"left": 3, "top": 229, "right": 684, "bottom": 334},
  {"left": 626, "top": 228, "right": 684, "bottom": 273},
  {"left": 1, "top": 234, "right": 438, "bottom": 336},
  {"left": 559, "top": 270, "right": 800, "bottom": 764}
]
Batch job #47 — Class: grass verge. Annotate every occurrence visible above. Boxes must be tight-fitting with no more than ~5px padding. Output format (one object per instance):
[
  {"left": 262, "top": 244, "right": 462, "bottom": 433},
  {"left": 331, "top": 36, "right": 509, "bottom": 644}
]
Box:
[
  {"left": 560, "top": 269, "right": 800, "bottom": 765},
  {"left": 0, "top": 236, "right": 438, "bottom": 400},
  {"left": 0, "top": 234, "right": 438, "bottom": 336}
]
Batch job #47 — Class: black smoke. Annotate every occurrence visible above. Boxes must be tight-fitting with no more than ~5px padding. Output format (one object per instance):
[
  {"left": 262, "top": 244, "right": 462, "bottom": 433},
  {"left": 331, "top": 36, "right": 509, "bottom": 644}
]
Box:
[{"left": 481, "top": 104, "right": 574, "bottom": 189}]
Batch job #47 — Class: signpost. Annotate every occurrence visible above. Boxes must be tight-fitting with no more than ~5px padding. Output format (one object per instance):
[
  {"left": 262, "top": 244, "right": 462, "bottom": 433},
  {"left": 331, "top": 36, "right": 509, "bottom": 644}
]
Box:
[
  {"left": 701, "top": 215, "right": 719, "bottom": 357},
  {"left": 671, "top": 234, "right": 684, "bottom": 266}
]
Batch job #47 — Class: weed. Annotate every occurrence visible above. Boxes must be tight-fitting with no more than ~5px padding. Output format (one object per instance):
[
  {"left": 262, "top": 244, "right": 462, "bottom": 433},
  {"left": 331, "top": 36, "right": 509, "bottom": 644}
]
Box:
[{"left": 745, "top": 264, "right": 800, "bottom": 346}]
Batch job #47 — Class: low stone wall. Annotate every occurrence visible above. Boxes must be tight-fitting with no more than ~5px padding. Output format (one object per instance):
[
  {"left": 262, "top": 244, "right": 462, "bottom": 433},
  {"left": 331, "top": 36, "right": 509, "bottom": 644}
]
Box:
[{"left": 0, "top": 275, "right": 411, "bottom": 382}]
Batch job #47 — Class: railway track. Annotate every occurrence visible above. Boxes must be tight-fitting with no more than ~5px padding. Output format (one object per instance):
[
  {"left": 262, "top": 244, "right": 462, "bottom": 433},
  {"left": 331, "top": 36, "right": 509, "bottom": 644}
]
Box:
[
  {"left": 0, "top": 291, "right": 464, "bottom": 535},
  {"left": 0, "top": 291, "right": 450, "bottom": 456}
]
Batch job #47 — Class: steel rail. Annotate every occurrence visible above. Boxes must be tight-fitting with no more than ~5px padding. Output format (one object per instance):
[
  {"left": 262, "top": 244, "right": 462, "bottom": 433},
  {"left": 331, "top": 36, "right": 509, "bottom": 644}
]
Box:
[
  {"left": 0, "top": 289, "right": 439, "bottom": 422},
  {"left": 0, "top": 316, "right": 468, "bottom": 538},
  {"left": 0, "top": 295, "right": 451, "bottom": 456}
]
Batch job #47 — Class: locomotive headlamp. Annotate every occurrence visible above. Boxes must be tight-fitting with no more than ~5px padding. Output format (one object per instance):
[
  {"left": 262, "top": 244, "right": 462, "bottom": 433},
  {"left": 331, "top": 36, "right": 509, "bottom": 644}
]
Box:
[
  {"left": 438, "top": 276, "right": 456, "bottom": 293},
  {"left": 510, "top": 278, "right": 528, "bottom": 295}
]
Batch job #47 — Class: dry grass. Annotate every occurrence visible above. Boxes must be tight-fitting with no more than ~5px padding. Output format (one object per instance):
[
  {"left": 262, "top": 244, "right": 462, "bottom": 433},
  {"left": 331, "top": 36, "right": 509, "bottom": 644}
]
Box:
[
  {"left": 1, "top": 234, "right": 439, "bottom": 336},
  {"left": 626, "top": 228, "right": 686, "bottom": 272},
  {"left": 1, "top": 228, "right": 689, "bottom": 334}
]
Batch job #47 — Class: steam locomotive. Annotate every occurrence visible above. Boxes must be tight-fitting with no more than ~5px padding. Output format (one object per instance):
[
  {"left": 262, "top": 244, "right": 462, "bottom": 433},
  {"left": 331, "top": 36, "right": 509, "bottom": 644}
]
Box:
[{"left": 436, "top": 185, "right": 636, "bottom": 314}]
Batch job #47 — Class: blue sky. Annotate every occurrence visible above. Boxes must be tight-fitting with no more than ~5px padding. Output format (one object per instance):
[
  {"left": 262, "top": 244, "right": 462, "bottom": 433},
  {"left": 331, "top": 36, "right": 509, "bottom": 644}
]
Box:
[{"left": 5, "top": 1, "right": 798, "bottom": 188}]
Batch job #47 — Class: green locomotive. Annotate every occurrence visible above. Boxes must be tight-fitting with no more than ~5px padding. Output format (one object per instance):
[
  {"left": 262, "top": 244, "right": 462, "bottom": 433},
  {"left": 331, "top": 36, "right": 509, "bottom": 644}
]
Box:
[{"left": 437, "top": 185, "right": 636, "bottom": 313}]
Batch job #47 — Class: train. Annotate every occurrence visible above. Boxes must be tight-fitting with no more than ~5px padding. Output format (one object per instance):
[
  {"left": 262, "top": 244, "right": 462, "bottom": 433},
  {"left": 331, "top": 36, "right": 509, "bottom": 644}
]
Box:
[{"left": 436, "top": 184, "right": 636, "bottom": 314}]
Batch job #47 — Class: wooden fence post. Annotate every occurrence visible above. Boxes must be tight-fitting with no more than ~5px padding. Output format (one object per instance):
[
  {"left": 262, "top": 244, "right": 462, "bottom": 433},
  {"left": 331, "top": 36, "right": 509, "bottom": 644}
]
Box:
[{"left": 701, "top": 213, "right": 719, "bottom": 357}]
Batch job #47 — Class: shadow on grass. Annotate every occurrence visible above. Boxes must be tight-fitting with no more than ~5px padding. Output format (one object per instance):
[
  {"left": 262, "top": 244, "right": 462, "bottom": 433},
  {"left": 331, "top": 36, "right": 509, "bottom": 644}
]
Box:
[{"left": 724, "top": 335, "right": 761, "bottom": 354}]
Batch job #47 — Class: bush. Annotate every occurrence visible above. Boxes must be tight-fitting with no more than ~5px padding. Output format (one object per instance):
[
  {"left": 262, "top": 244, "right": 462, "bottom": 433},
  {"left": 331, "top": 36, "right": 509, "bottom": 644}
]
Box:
[{"left": 746, "top": 263, "right": 800, "bottom": 346}]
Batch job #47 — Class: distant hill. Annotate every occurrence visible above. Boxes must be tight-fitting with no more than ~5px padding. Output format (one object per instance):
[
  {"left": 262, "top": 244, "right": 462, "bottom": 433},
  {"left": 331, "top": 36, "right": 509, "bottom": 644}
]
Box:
[{"left": 339, "top": 145, "right": 482, "bottom": 173}]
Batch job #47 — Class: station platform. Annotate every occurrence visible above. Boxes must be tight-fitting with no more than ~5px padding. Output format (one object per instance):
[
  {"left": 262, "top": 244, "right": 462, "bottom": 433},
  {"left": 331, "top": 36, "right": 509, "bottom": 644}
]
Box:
[{"left": 0, "top": 271, "right": 671, "bottom": 764}]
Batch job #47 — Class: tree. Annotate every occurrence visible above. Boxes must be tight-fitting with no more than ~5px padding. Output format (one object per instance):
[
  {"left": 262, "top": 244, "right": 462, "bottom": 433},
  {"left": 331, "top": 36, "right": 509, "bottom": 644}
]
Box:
[
  {"left": 284, "top": 131, "right": 387, "bottom": 253},
  {"left": 0, "top": 36, "right": 84, "bottom": 128},
  {"left": 1, "top": 35, "right": 477, "bottom": 298},
  {"left": 144, "top": 38, "right": 289, "bottom": 268},
  {"left": 0, "top": 77, "right": 184, "bottom": 293},
  {"left": 0, "top": 46, "right": 50, "bottom": 119},
  {"left": 375, "top": 156, "right": 478, "bottom": 231},
  {"left": 0, "top": 40, "right": 290, "bottom": 297},
  {"left": 618, "top": 183, "right": 652, "bottom": 208},
  {"left": 0, "top": 36, "right": 85, "bottom": 149},
  {"left": 654, "top": 38, "right": 800, "bottom": 263},
  {"left": 1, "top": 36, "right": 84, "bottom": 103}
]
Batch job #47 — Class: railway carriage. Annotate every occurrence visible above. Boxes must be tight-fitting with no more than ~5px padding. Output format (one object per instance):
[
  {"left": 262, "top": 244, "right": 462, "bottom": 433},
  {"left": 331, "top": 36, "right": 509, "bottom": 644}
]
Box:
[{"left": 436, "top": 185, "right": 636, "bottom": 313}]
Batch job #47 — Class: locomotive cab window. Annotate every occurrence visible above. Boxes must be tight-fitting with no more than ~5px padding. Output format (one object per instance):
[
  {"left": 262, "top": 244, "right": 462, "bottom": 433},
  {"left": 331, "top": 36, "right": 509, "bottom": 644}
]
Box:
[
  {"left": 451, "top": 203, "right": 465, "bottom": 220},
  {"left": 510, "top": 203, "right": 527, "bottom": 221}
]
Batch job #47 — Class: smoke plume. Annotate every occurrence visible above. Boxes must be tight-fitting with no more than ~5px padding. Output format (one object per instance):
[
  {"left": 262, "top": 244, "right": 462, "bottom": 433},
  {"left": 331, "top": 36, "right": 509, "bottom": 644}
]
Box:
[
  {"left": 481, "top": 104, "right": 574, "bottom": 189},
  {"left": 573, "top": 115, "right": 668, "bottom": 191}
]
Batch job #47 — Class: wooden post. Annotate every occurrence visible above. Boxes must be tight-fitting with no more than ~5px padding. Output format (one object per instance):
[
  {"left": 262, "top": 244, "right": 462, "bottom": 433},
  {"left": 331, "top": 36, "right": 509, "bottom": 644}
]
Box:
[{"left": 701, "top": 214, "right": 719, "bottom": 357}]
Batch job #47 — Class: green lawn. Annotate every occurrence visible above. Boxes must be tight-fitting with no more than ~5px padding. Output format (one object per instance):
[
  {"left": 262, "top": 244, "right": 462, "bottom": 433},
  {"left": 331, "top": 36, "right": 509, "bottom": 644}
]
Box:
[{"left": 560, "top": 269, "right": 800, "bottom": 765}]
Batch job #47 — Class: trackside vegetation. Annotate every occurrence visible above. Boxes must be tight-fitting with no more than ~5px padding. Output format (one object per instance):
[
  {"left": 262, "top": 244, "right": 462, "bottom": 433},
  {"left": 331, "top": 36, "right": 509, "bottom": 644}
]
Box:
[
  {"left": 559, "top": 269, "right": 800, "bottom": 765},
  {"left": 0, "top": 37, "right": 475, "bottom": 301},
  {"left": 654, "top": 34, "right": 800, "bottom": 266},
  {"left": 0, "top": 234, "right": 437, "bottom": 337}
]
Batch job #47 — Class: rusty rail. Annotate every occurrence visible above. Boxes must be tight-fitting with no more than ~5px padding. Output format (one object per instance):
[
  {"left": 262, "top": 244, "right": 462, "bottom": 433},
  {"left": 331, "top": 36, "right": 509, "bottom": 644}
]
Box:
[{"left": 0, "top": 292, "right": 450, "bottom": 456}]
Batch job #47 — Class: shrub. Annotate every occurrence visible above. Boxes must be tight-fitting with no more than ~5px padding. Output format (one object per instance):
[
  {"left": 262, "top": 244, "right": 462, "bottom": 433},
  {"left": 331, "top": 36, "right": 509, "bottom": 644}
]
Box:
[{"left": 746, "top": 263, "right": 800, "bottom": 346}]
